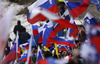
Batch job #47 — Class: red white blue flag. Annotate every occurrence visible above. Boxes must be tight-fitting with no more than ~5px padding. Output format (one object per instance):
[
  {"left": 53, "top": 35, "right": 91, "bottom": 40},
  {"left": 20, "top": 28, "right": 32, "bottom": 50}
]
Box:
[
  {"left": 64, "top": 0, "right": 90, "bottom": 18},
  {"left": 27, "top": 0, "right": 59, "bottom": 24}
]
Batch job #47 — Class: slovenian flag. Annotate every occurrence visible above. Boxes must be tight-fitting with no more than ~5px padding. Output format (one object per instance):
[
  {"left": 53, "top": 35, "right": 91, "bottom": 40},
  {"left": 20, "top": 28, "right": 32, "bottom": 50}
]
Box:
[
  {"left": 43, "top": 26, "right": 57, "bottom": 47},
  {"left": 64, "top": 0, "right": 90, "bottom": 18},
  {"left": 20, "top": 43, "right": 29, "bottom": 50},
  {"left": 50, "top": 37, "right": 74, "bottom": 47},
  {"left": 83, "top": 12, "right": 100, "bottom": 27},
  {"left": 27, "top": 0, "right": 59, "bottom": 24},
  {"left": 19, "top": 50, "right": 28, "bottom": 62},
  {"left": 57, "top": 45, "right": 68, "bottom": 51}
]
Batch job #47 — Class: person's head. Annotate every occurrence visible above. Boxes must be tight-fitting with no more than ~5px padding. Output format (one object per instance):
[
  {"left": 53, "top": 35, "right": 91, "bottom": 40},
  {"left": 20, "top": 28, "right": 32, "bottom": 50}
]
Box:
[{"left": 17, "top": 20, "right": 21, "bottom": 25}]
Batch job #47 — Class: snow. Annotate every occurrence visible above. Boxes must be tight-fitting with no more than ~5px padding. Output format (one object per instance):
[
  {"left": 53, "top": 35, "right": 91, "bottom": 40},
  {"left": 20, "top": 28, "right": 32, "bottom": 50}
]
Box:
[{"left": 0, "top": 1, "right": 34, "bottom": 40}]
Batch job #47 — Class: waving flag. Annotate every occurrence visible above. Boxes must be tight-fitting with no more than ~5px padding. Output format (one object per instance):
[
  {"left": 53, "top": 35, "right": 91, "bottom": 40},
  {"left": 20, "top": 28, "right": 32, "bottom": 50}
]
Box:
[
  {"left": 19, "top": 50, "right": 28, "bottom": 62},
  {"left": 32, "top": 25, "right": 40, "bottom": 45},
  {"left": 61, "top": 9, "right": 70, "bottom": 20},
  {"left": 83, "top": 12, "right": 99, "bottom": 26},
  {"left": 57, "top": 45, "right": 68, "bottom": 51},
  {"left": 37, "top": 46, "right": 44, "bottom": 64},
  {"left": 54, "top": 9, "right": 70, "bottom": 35},
  {"left": 1, "top": 32, "right": 21, "bottom": 64},
  {"left": 26, "top": 35, "right": 33, "bottom": 64},
  {"left": 43, "top": 26, "right": 56, "bottom": 47},
  {"left": 20, "top": 43, "right": 29, "bottom": 50},
  {"left": 27, "top": 0, "right": 59, "bottom": 24},
  {"left": 28, "top": 0, "right": 59, "bottom": 13},
  {"left": 64, "top": 0, "right": 90, "bottom": 18},
  {"left": 29, "top": 7, "right": 78, "bottom": 37},
  {"left": 80, "top": 43, "right": 98, "bottom": 62},
  {"left": 66, "top": 17, "right": 78, "bottom": 39},
  {"left": 50, "top": 37, "right": 74, "bottom": 47}
]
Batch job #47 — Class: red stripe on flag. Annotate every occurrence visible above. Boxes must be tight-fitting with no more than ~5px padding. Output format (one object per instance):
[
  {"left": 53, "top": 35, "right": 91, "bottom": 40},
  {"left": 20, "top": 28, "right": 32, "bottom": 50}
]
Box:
[
  {"left": 33, "top": 29, "right": 39, "bottom": 36},
  {"left": 38, "top": 36, "right": 43, "bottom": 44},
  {"left": 19, "top": 58, "right": 27, "bottom": 62},
  {"left": 48, "top": 5, "right": 59, "bottom": 13},
  {"left": 70, "top": 0, "right": 90, "bottom": 18},
  {"left": 27, "top": 14, "right": 47, "bottom": 24},
  {"left": 90, "top": 36, "right": 100, "bottom": 54}
]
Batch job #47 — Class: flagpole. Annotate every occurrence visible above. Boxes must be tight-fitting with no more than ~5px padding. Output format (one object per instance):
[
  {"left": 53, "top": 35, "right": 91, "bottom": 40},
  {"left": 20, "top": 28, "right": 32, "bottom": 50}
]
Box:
[
  {"left": 55, "top": 43, "right": 59, "bottom": 59},
  {"left": 16, "top": 31, "right": 19, "bottom": 63}
]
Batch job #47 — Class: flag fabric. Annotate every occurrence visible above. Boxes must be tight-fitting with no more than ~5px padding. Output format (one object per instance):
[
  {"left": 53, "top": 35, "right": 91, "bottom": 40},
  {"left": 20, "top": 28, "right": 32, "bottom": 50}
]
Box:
[
  {"left": 57, "top": 45, "right": 68, "bottom": 51},
  {"left": 18, "top": 50, "right": 28, "bottom": 62},
  {"left": 38, "top": 21, "right": 54, "bottom": 43},
  {"left": 61, "top": 9, "right": 70, "bottom": 20},
  {"left": 43, "top": 26, "right": 57, "bottom": 47},
  {"left": 29, "top": 7, "right": 78, "bottom": 37},
  {"left": 54, "top": 9, "right": 70, "bottom": 36},
  {"left": 54, "top": 23, "right": 65, "bottom": 34},
  {"left": 38, "top": 57, "right": 71, "bottom": 64},
  {"left": 32, "top": 25, "right": 40, "bottom": 45},
  {"left": 90, "top": 0, "right": 98, "bottom": 4},
  {"left": 1, "top": 32, "right": 21, "bottom": 64},
  {"left": 96, "top": 0, "right": 100, "bottom": 12},
  {"left": 88, "top": 26, "right": 100, "bottom": 54},
  {"left": 37, "top": 46, "right": 44, "bottom": 64},
  {"left": 0, "top": 7, "right": 14, "bottom": 61},
  {"left": 38, "top": 31, "right": 43, "bottom": 44},
  {"left": 83, "top": 12, "right": 99, "bottom": 26},
  {"left": 27, "top": 0, "right": 59, "bottom": 24},
  {"left": 80, "top": 43, "right": 98, "bottom": 62},
  {"left": 53, "top": 23, "right": 63, "bottom": 37},
  {"left": 65, "top": 17, "right": 78, "bottom": 39},
  {"left": 32, "top": 25, "right": 40, "bottom": 36},
  {"left": 64, "top": 0, "right": 90, "bottom": 18},
  {"left": 26, "top": 35, "right": 33, "bottom": 64},
  {"left": 20, "top": 43, "right": 29, "bottom": 50},
  {"left": 27, "top": 38, "right": 36, "bottom": 47},
  {"left": 47, "top": 57, "right": 69, "bottom": 64},
  {"left": 28, "top": 0, "right": 59, "bottom": 13},
  {"left": 50, "top": 37, "right": 74, "bottom": 47},
  {"left": 32, "top": 25, "right": 43, "bottom": 44}
]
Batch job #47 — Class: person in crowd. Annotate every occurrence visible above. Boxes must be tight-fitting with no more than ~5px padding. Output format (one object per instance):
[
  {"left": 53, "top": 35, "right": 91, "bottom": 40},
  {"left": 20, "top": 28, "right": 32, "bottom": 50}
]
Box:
[
  {"left": 67, "top": 48, "right": 82, "bottom": 64},
  {"left": 13, "top": 20, "right": 30, "bottom": 44},
  {"left": 13, "top": 20, "right": 26, "bottom": 35},
  {"left": 58, "top": 0, "right": 65, "bottom": 15}
]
